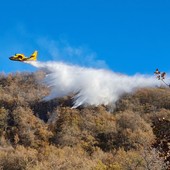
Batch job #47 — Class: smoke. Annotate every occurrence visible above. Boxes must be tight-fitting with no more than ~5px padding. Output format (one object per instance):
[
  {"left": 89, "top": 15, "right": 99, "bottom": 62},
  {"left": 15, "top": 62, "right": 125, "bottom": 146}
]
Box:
[
  {"left": 36, "top": 38, "right": 108, "bottom": 68},
  {"left": 29, "top": 61, "right": 163, "bottom": 108}
]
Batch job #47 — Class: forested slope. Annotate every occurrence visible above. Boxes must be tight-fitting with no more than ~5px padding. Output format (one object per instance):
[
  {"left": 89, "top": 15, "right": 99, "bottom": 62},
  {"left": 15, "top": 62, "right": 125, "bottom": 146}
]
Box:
[{"left": 0, "top": 72, "right": 169, "bottom": 170}]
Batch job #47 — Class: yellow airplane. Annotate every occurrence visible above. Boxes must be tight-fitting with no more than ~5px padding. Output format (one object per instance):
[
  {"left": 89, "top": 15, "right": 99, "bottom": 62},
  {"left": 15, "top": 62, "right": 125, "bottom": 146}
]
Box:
[{"left": 9, "top": 51, "right": 38, "bottom": 62}]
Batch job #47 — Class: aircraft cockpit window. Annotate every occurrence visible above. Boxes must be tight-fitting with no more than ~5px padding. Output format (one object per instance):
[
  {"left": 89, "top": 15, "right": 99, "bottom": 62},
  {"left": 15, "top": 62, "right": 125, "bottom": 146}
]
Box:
[{"left": 18, "top": 55, "right": 23, "bottom": 59}]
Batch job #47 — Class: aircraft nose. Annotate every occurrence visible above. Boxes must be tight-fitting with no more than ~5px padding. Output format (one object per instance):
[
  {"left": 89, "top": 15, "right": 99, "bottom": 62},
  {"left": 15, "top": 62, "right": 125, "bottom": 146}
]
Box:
[{"left": 9, "top": 56, "right": 14, "bottom": 60}]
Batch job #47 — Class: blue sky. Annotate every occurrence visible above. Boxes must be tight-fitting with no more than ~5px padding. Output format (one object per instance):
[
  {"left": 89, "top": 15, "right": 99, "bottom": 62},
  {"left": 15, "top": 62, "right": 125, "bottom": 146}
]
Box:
[{"left": 0, "top": 0, "right": 170, "bottom": 75}]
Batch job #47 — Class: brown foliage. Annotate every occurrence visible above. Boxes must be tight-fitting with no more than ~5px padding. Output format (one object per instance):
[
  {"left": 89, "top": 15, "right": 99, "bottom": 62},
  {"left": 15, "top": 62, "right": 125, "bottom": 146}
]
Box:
[{"left": 0, "top": 72, "right": 168, "bottom": 169}]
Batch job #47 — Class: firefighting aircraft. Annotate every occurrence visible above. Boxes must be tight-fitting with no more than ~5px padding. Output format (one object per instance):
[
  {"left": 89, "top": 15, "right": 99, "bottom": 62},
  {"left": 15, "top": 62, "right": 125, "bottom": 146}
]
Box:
[
  {"left": 9, "top": 51, "right": 38, "bottom": 62},
  {"left": 154, "top": 68, "right": 170, "bottom": 87}
]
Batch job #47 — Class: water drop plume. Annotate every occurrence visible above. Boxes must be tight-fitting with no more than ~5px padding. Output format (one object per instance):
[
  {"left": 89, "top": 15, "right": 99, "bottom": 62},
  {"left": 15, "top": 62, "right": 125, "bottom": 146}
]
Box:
[{"left": 29, "top": 61, "right": 162, "bottom": 108}]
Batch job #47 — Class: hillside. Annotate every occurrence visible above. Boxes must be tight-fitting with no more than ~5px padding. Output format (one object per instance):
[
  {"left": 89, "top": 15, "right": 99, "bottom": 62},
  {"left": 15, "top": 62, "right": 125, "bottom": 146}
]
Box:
[{"left": 0, "top": 71, "right": 169, "bottom": 170}]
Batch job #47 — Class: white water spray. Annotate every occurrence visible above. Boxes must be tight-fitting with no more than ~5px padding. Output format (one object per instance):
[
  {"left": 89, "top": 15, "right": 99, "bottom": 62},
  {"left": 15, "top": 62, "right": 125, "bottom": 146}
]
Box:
[{"left": 28, "top": 61, "right": 163, "bottom": 108}]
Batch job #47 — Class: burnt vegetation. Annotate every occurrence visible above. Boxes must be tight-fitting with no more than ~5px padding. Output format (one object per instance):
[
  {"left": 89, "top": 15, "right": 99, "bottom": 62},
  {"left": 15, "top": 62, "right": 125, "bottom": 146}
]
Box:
[{"left": 0, "top": 72, "right": 169, "bottom": 169}]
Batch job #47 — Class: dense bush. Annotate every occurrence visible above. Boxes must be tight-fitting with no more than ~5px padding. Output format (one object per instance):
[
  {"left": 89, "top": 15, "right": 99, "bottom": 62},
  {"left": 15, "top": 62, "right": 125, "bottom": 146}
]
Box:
[{"left": 0, "top": 72, "right": 169, "bottom": 169}]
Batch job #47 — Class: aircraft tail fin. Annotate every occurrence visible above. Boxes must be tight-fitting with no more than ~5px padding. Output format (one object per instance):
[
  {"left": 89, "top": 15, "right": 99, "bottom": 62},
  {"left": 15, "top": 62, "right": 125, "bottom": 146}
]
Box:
[{"left": 29, "top": 51, "right": 38, "bottom": 61}]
